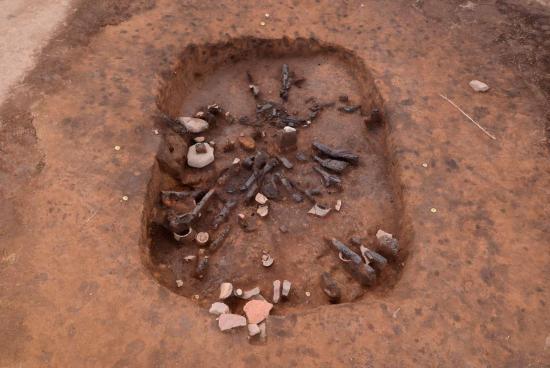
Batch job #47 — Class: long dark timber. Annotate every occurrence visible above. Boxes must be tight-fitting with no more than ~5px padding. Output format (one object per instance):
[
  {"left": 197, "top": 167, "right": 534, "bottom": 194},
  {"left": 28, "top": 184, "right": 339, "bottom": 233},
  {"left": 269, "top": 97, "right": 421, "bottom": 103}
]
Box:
[
  {"left": 329, "top": 238, "right": 376, "bottom": 286},
  {"left": 208, "top": 225, "right": 231, "bottom": 254},
  {"left": 312, "top": 141, "right": 359, "bottom": 164},
  {"left": 280, "top": 64, "right": 291, "bottom": 101}
]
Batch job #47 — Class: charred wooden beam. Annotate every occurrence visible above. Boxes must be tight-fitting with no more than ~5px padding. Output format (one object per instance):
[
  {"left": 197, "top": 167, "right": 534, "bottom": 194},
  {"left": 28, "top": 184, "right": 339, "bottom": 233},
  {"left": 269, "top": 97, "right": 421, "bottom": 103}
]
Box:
[{"left": 312, "top": 141, "right": 359, "bottom": 164}]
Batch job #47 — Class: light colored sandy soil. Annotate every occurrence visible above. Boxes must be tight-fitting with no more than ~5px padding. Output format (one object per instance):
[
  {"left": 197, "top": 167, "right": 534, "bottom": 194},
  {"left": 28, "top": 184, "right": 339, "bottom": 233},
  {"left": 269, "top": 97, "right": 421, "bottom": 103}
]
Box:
[{"left": 0, "top": 0, "right": 72, "bottom": 101}]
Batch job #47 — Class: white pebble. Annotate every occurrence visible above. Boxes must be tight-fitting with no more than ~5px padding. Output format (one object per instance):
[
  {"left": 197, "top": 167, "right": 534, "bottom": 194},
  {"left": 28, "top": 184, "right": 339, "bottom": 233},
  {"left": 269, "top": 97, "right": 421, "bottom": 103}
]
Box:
[{"left": 469, "top": 80, "right": 490, "bottom": 92}]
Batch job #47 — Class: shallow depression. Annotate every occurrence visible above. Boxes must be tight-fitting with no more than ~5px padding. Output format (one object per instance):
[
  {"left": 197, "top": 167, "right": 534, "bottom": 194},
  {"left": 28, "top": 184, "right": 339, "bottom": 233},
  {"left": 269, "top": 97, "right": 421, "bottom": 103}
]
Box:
[{"left": 144, "top": 38, "right": 408, "bottom": 314}]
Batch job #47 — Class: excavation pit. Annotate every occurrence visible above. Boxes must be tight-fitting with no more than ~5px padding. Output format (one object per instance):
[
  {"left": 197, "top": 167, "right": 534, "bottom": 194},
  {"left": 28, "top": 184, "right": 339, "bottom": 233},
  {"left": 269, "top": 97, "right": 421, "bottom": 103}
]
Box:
[{"left": 145, "top": 38, "right": 408, "bottom": 313}]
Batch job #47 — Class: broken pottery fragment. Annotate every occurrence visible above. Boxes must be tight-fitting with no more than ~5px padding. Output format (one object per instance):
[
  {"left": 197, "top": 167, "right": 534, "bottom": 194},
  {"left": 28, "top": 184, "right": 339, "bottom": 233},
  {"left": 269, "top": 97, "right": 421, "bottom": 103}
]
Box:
[
  {"left": 243, "top": 300, "right": 273, "bottom": 324},
  {"left": 255, "top": 192, "right": 268, "bottom": 205},
  {"left": 261, "top": 253, "right": 274, "bottom": 267},
  {"left": 242, "top": 287, "right": 261, "bottom": 300},
  {"left": 308, "top": 204, "right": 331, "bottom": 217},
  {"left": 248, "top": 323, "right": 261, "bottom": 337},
  {"left": 195, "top": 231, "right": 209, "bottom": 246},
  {"left": 219, "top": 282, "right": 233, "bottom": 299},
  {"left": 209, "top": 302, "right": 230, "bottom": 315},
  {"left": 177, "top": 117, "right": 209, "bottom": 133},
  {"left": 272, "top": 280, "right": 281, "bottom": 304},
  {"left": 187, "top": 143, "right": 215, "bottom": 168},
  {"left": 218, "top": 314, "right": 247, "bottom": 331},
  {"left": 257, "top": 205, "right": 269, "bottom": 218},
  {"left": 282, "top": 280, "right": 291, "bottom": 298}
]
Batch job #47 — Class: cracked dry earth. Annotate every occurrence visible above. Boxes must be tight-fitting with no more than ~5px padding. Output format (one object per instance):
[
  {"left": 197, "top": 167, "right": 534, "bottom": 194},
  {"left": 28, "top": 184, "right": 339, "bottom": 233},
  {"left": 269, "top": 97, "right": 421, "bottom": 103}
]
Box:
[{"left": 1, "top": 0, "right": 549, "bottom": 367}]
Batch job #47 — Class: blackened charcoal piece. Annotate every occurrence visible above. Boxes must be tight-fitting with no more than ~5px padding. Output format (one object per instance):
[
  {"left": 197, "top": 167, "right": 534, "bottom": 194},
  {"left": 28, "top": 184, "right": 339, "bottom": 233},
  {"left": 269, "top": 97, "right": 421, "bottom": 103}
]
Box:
[
  {"left": 280, "top": 64, "right": 291, "bottom": 101},
  {"left": 313, "top": 156, "right": 349, "bottom": 173},
  {"left": 314, "top": 166, "right": 342, "bottom": 187},
  {"left": 338, "top": 105, "right": 361, "bottom": 113},
  {"left": 312, "top": 141, "right": 359, "bottom": 164}
]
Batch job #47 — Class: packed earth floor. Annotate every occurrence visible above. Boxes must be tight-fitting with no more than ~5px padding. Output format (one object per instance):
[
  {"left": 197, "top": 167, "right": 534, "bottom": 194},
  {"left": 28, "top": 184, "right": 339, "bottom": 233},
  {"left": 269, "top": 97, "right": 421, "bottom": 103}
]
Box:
[{"left": 0, "top": 0, "right": 549, "bottom": 367}]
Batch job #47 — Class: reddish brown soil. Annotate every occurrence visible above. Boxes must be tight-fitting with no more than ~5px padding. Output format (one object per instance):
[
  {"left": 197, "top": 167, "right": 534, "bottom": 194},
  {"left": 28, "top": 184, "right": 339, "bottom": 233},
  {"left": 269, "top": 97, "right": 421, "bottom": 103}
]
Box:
[{"left": 1, "top": 0, "right": 549, "bottom": 367}]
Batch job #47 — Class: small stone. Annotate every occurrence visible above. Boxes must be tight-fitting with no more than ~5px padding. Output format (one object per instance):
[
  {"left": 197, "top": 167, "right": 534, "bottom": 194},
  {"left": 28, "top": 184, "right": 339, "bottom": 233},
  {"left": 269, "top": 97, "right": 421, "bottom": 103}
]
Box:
[
  {"left": 255, "top": 193, "right": 268, "bottom": 205},
  {"left": 114, "top": 145, "right": 121, "bottom": 151},
  {"left": 232, "top": 158, "right": 240, "bottom": 165},
  {"left": 430, "top": 207, "right": 437, "bottom": 213},
  {"left": 184, "top": 255, "right": 196, "bottom": 262},
  {"left": 122, "top": 195, "right": 129, "bottom": 201},
  {"left": 308, "top": 204, "right": 331, "bottom": 217},
  {"left": 260, "top": 21, "right": 266, "bottom": 26},
  {"left": 209, "top": 302, "right": 230, "bottom": 315},
  {"left": 242, "top": 287, "right": 261, "bottom": 299},
  {"left": 219, "top": 282, "right": 233, "bottom": 299},
  {"left": 422, "top": 162, "right": 428, "bottom": 168},
  {"left": 248, "top": 323, "right": 261, "bottom": 337},
  {"left": 195, "top": 232, "right": 209, "bottom": 246},
  {"left": 279, "top": 225, "right": 288, "bottom": 233},
  {"left": 305, "top": 291, "right": 311, "bottom": 297},
  {"left": 272, "top": 280, "right": 281, "bottom": 303},
  {"left": 238, "top": 136, "right": 256, "bottom": 151},
  {"left": 234, "top": 288, "right": 243, "bottom": 297},
  {"left": 194, "top": 136, "right": 206, "bottom": 143},
  {"left": 176, "top": 279, "right": 184, "bottom": 288},
  {"left": 261, "top": 253, "right": 274, "bottom": 267},
  {"left": 264, "top": 13, "right": 270, "bottom": 18},
  {"left": 257, "top": 205, "right": 269, "bottom": 218},
  {"left": 335, "top": 200, "right": 342, "bottom": 211},
  {"left": 469, "top": 80, "right": 490, "bottom": 92},
  {"left": 282, "top": 280, "right": 291, "bottom": 298},
  {"left": 177, "top": 117, "right": 209, "bottom": 133},
  {"left": 152, "top": 129, "right": 160, "bottom": 135},
  {"left": 193, "top": 294, "right": 200, "bottom": 300},
  {"left": 187, "top": 143, "right": 215, "bottom": 168},
  {"left": 218, "top": 314, "right": 247, "bottom": 331},
  {"left": 209, "top": 141, "right": 215, "bottom": 146},
  {"left": 243, "top": 300, "right": 273, "bottom": 324}
]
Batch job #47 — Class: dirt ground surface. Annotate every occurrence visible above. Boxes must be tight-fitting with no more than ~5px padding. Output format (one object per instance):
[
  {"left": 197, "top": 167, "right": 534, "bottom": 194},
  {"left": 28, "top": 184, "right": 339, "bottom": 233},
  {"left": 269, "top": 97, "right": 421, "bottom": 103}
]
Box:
[{"left": 1, "top": 0, "right": 549, "bottom": 367}]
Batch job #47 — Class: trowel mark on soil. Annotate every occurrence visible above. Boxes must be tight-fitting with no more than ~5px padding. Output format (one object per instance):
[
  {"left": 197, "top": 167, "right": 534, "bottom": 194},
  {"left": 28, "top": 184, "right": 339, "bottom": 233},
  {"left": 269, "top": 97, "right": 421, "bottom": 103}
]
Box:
[{"left": 141, "top": 37, "right": 411, "bottom": 313}]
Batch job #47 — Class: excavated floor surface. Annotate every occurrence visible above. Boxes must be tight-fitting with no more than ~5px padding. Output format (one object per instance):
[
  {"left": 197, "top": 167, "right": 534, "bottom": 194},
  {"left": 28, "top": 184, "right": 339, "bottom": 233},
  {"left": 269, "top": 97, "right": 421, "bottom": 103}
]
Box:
[
  {"left": 148, "top": 45, "right": 405, "bottom": 313},
  {"left": 1, "top": 0, "right": 549, "bottom": 367}
]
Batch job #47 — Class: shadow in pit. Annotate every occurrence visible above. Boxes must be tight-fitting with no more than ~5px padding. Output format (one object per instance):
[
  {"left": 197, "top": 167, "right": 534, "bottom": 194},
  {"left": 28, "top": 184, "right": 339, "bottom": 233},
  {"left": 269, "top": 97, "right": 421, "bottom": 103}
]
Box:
[{"left": 140, "top": 37, "right": 412, "bottom": 314}]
